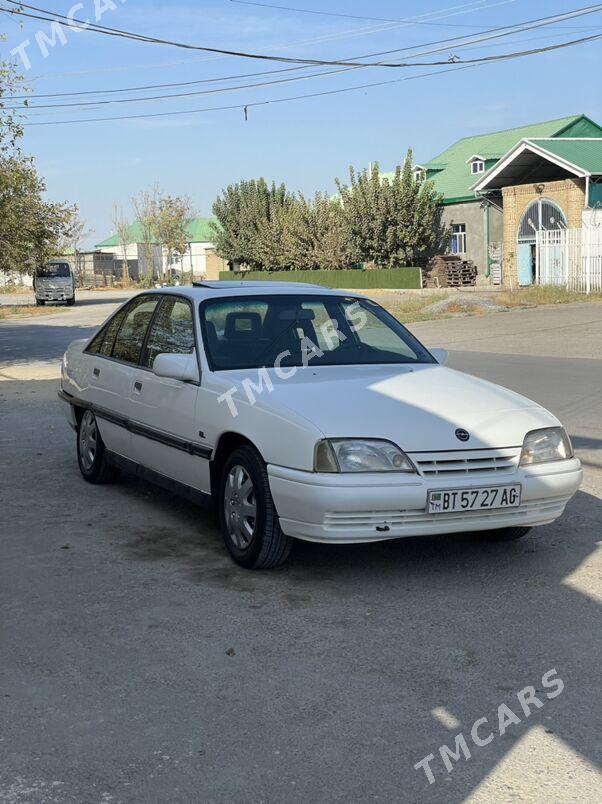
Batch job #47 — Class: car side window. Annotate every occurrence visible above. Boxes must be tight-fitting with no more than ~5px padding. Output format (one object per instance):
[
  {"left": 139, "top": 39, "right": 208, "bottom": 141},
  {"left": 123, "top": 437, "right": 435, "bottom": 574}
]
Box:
[
  {"left": 111, "top": 296, "right": 160, "bottom": 365},
  {"left": 347, "top": 302, "right": 420, "bottom": 361},
  {"left": 86, "top": 326, "right": 106, "bottom": 355},
  {"left": 141, "top": 297, "right": 196, "bottom": 369},
  {"left": 98, "top": 309, "right": 127, "bottom": 356}
]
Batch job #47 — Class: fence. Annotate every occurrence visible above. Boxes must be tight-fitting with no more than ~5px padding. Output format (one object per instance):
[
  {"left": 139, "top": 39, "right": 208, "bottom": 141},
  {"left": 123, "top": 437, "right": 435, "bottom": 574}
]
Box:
[
  {"left": 219, "top": 267, "right": 422, "bottom": 290},
  {"left": 537, "top": 226, "right": 602, "bottom": 294}
]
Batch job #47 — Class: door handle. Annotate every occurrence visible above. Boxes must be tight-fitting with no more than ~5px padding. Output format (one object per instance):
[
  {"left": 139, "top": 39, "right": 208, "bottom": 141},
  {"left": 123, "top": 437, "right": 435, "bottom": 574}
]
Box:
[
  {"left": 93, "top": 367, "right": 100, "bottom": 377},
  {"left": 133, "top": 380, "right": 143, "bottom": 392}
]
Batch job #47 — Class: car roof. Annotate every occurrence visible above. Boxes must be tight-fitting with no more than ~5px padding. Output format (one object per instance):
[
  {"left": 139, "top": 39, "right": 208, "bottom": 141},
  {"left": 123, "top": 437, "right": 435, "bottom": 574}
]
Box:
[{"left": 144, "top": 281, "right": 358, "bottom": 300}]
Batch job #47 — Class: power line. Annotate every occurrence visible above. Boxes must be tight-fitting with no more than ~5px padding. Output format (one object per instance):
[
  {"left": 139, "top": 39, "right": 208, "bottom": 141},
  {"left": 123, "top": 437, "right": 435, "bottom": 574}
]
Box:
[
  {"left": 11, "top": 65, "right": 320, "bottom": 100},
  {"left": 10, "top": 65, "right": 360, "bottom": 110},
  {"left": 20, "top": 28, "right": 602, "bottom": 127},
  {"left": 22, "top": 0, "right": 529, "bottom": 81},
  {"left": 21, "top": 64, "right": 481, "bottom": 127},
  {"left": 23, "top": 0, "right": 532, "bottom": 82},
  {"left": 15, "top": 25, "right": 590, "bottom": 102},
  {"left": 9, "top": 3, "right": 601, "bottom": 107},
  {"left": 229, "top": 0, "right": 599, "bottom": 30},
  {"left": 13, "top": 31, "right": 602, "bottom": 113},
  {"left": 230, "top": 0, "right": 519, "bottom": 26},
  {"left": 4, "top": 1, "right": 602, "bottom": 69}
]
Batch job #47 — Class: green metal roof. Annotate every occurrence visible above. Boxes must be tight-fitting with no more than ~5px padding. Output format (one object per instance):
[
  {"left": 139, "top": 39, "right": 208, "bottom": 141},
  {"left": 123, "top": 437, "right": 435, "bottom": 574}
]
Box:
[
  {"left": 527, "top": 138, "right": 602, "bottom": 175},
  {"left": 409, "top": 115, "right": 602, "bottom": 204},
  {"left": 95, "top": 216, "right": 218, "bottom": 248}
]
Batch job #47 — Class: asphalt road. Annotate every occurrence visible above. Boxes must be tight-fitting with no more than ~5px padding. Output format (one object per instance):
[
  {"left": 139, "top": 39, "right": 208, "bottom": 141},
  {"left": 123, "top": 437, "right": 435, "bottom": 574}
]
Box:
[{"left": 1, "top": 297, "right": 601, "bottom": 803}]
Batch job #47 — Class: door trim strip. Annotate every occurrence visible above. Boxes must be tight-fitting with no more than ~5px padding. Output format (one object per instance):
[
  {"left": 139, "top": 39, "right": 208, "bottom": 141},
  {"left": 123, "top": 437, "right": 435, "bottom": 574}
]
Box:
[{"left": 58, "top": 389, "right": 212, "bottom": 460}]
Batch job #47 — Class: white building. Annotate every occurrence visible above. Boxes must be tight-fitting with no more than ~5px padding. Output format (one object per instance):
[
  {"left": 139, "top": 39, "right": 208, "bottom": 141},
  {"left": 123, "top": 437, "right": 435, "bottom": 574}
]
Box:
[{"left": 95, "top": 217, "right": 229, "bottom": 280}]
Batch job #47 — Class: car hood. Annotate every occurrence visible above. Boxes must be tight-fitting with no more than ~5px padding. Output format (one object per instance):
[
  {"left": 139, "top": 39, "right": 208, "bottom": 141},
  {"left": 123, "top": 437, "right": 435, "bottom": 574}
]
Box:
[{"left": 223, "top": 364, "right": 559, "bottom": 452}]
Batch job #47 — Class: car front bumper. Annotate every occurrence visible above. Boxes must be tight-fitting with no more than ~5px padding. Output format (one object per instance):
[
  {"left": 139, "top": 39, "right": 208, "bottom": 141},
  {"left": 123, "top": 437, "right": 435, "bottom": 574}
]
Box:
[{"left": 267, "top": 458, "right": 582, "bottom": 543}]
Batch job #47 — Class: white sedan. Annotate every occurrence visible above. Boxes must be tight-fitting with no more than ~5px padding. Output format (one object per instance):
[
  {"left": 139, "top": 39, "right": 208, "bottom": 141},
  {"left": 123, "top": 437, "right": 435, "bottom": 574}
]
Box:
[{"left": 59, "top": 283, "right": 582, "bottom": 569}]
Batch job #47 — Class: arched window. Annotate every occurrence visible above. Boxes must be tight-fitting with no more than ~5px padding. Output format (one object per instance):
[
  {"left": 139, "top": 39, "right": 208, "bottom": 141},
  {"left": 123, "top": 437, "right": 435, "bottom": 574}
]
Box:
[{"left": 518, "top": 199, "right": 567, "bottom": 244}]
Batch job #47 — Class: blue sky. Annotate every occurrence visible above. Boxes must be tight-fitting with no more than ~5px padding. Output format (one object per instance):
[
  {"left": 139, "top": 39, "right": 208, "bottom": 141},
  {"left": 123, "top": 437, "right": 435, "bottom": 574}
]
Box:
[{"left": 2, "top": 0, "right": 601, "bottom": 246}]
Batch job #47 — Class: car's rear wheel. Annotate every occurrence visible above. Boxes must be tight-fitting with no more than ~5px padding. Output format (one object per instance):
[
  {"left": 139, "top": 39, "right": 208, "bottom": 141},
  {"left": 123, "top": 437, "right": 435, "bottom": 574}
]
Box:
[
  {"left": 77, "top": 409, "right": 117, "bottom": 484},
  {"left": 219, "top": 446, "right": 292, "bottom": 569},
  {"left": 480, "top": 526, "right": 531, "bottom": 542}
]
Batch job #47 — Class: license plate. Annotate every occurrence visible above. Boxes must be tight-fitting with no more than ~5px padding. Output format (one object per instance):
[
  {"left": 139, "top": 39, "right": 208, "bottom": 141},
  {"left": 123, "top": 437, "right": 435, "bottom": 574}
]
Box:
[{"left": 427, "top": 484, "right": 521, "bottom": 514}]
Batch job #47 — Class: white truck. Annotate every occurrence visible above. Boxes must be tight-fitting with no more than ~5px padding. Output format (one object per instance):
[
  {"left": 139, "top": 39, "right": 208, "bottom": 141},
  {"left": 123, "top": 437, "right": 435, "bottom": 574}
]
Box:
[{"left": 34, "top": 261, "right": 76, "bottom": 306}]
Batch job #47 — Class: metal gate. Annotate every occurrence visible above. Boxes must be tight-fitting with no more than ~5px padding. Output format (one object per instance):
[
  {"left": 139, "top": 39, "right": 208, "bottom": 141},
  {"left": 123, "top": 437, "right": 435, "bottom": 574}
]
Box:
[
  {"left": 518, "top": 199, "right": 567, "bottom": 243},
  {"left": 536, "top": 226, "right": 602, "bottom": 293},
  {"left": 517, "top": 199, "right": 567, "bottom": 286}
]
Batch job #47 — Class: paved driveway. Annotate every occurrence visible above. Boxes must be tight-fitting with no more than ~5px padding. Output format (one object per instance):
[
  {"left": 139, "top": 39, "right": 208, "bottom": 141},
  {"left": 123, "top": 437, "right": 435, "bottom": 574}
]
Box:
[{"left": 1, "top": 300, "right": 601, "bottom": 803}]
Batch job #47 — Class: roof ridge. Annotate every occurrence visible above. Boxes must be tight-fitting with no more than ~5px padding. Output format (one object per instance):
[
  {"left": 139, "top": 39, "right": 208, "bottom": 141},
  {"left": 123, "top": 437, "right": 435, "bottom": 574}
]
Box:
[
  {"left": 525, "top": 136, "right": 602, "bottom": 141},
  {"left": 450, "top": 114, "right": 582, "bottom": 145}
]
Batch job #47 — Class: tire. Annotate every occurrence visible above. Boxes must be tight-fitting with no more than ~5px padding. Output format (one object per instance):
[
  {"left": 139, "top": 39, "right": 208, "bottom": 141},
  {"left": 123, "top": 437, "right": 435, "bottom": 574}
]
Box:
[
  {"left": 36, "top": 299, "right": 45, "bottom": 306},
  {"left": 76, "top": 409, "right": 118, "bottom": 484},
  {"left": 219, "top": 445, "right": 292, "bottom": 569},
  {"left": 67, "top": 296, "right": 76, "bottom": 306},
  {"left": 480, "top": 526, "right": 531, "bottom": 542}
]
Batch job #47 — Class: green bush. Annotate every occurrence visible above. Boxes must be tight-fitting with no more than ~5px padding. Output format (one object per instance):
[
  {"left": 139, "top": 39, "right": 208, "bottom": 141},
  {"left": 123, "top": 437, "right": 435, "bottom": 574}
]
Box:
[{"left": 218, "top": 268, "right": 421, "bottom": 289}]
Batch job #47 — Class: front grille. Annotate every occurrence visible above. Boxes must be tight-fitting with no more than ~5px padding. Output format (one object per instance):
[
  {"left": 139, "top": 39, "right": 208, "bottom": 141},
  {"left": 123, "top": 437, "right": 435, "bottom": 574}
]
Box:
[{"left": 412, "top": 449, "right": 520, "bottom": 478}]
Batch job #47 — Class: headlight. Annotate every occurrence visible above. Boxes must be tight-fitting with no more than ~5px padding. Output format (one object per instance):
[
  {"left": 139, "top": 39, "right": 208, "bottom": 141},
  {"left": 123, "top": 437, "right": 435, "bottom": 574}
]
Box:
[
  {"left": 314, "top": 439, "right": 416, "bottom": 473},
  {"left": 520, "top": 427, "right": 574, "bottom": 466}
]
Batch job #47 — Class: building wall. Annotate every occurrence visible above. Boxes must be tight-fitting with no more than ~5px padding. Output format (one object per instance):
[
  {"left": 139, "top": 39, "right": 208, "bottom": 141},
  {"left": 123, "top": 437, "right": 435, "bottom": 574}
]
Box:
[
  {"left": 98, "top": 243, "right": 138, "bottom": 261},
  {"left": 501, "top": 178, "right": 586, "bottom": 286},
  {"left": 205, "top": 249, "right": 229, "bottom": 280},
  {"left": 441, "top": 200, "right": 494, "bottom": 275},
  {"left": 97, "top": 240, "right": 228, "bottom": 280}
]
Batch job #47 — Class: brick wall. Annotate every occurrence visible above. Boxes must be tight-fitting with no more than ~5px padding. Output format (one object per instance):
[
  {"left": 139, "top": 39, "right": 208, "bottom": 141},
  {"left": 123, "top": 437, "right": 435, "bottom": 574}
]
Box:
[{"left": 502, "top": 178, "right": 585, "bottom": 285}]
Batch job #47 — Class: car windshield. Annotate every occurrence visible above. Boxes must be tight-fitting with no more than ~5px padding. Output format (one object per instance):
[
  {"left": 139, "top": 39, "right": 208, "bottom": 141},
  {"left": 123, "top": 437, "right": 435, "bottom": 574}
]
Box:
[
  {"left": 200, "top": 294, "right": 435, "bottom": 370},
  {"left": 37, "top": 263, "right": 71, "bottom": 278}
]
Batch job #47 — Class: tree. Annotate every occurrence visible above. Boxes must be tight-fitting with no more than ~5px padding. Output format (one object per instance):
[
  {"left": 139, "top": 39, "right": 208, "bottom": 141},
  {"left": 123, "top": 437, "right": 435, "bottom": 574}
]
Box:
[
  {"left": 336, "top": 151, "right": 446, "bottom": 268},
  {"left": 0, "top": 53, "right": 76, "bottom": 278},
  {"left": 0, "top": 156, "right": 77, "bottom": 275},
  {"left": 0, "top": 51, "right": 28, "bottom": 155},
  {"left": 280, "top": 192, "right": 355, "bottom": 271},
  {"left": 113, "top": 204, "right": 131, "bottom": 285},
  {"left": 131, "top": 186, "right": 159, "bottom": 279},
  {"left": 155, "top": 194, "right": 193, "bottom": 278},
  {"left": 56, "top": 212, "right": 91, "bottom": 283},
  {"left": 211, "top": 178, "right": 290, "bottom": 270}
]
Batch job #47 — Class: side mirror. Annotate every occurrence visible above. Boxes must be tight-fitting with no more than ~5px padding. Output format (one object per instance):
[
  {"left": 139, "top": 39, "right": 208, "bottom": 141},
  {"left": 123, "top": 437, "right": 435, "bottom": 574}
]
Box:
[
  {"left": 152, "top": 353, "right": 199, "bottom": 383},
  {"left": 430, "top": 348, "right": 449, "bottom": 366}
]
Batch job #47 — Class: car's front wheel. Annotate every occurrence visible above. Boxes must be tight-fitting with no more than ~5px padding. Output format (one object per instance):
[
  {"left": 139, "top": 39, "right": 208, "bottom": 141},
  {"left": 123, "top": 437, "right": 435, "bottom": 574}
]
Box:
[
  {"left": 480, "top": 526, "right": 531, "bottom": 541},
  {"left": 219, "top": 446, "right": 292, "bottom": 569},
  {"left": 77, "top": 409, "right": 117, "bottom": 484},
  {"left": 36, "top": 299, "right": 45, "bottom": 306},
  {"left": 67, "top": 296, "right": 76, "bottom": 306}
]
